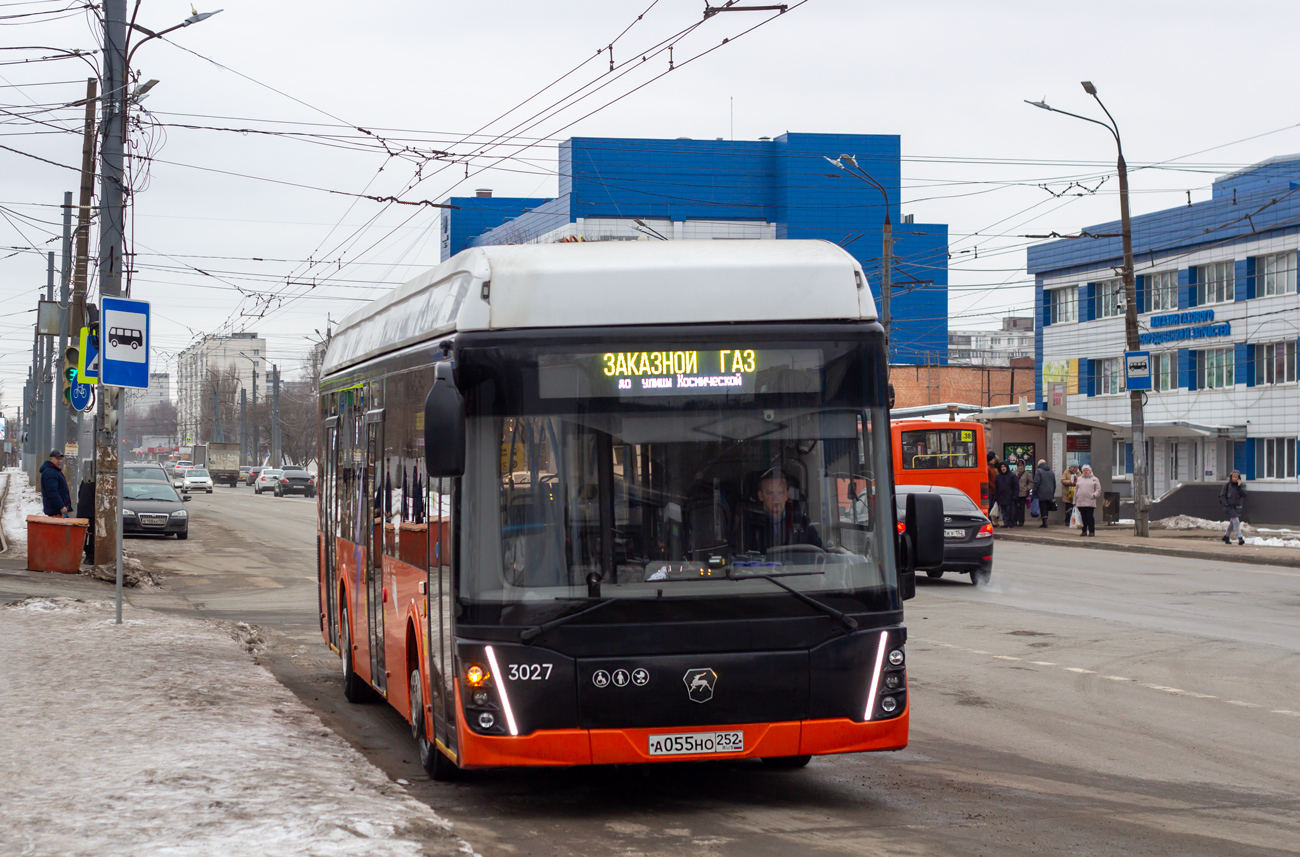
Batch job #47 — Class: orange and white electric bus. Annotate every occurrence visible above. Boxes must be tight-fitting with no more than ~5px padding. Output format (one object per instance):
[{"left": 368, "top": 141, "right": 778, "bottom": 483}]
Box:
[
  {"left": 317, "top": 241, "right": 943, "bottom": 779},
  {"left": 891, "top": 419, "right": 989, "bottom": 510}
]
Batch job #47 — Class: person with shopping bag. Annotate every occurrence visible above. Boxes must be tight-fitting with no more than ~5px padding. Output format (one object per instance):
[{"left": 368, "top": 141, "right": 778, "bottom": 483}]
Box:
[
  {"left": 1073, "top": 465, "right": 1102, "bottom": 537},
  {"left": 1016, "top": 462, "right": 1033, "bottom": 527},
  {"left": 1060, "top": 465, "right": 1080, "bottom": 525}
]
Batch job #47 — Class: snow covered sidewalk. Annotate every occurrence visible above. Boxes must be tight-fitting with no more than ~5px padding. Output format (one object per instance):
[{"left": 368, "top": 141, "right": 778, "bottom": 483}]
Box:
[{"left": 0, "top": 597, "right": 474, "bottom": 857}]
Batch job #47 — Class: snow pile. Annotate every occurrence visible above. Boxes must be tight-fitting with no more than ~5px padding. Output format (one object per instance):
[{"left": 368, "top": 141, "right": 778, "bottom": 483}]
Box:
[
  {"left": 1244, "top": 536, "right": 1300, "bottom": 549},
  {"left": 1151, "top": 514, "right": 1257, "bottom": 536},
  {"left": 82, "top": 549, "right": 160, "bottom": 588},
  {"left": 1, "top": 468, "right": 47, "bottom": 555},
  {"left": 0, "top": 597, "right": 472, "bottom": 857}
]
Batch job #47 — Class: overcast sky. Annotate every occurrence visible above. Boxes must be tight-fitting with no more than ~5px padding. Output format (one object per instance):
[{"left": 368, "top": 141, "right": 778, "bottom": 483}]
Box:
[{"left": 4, "top": 0, "right": 1300, "bottom": 407}]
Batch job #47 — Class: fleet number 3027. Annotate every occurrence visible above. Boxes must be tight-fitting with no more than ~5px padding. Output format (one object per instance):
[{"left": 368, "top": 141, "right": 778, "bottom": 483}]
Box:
[{"left": 507, "top": 663, "right": 553, "bottom": 681}]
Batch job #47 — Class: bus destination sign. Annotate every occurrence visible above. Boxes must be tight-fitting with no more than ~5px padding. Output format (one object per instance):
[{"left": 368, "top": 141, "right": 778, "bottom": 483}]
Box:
[{"left": 539, "top": 348, "right": 823, "bottom": 399}]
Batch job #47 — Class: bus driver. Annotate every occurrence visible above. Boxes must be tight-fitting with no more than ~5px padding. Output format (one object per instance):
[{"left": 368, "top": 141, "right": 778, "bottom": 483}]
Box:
[{"left": 737, "top": 469, "right": 824, "bottom": 553}]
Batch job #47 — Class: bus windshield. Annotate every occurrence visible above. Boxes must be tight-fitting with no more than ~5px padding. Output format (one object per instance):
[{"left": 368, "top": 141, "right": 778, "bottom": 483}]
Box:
[
  {"left": 899, "top": 427, "right": 979, "bottom": 470},
  {"left": 462, "top": 403, "right": 894, "bottom": 613}
]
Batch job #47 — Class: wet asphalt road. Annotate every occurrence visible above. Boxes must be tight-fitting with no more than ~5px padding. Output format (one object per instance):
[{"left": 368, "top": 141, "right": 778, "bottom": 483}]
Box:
[{"left": 125, "top": 487, "right": 1300, "bottom": 857}]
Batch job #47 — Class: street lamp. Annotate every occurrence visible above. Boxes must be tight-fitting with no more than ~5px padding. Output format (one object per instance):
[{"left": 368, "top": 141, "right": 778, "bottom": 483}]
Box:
[
  {"left": 824, "top": 155, "right": 893, "bottom": 359},
  {"left": 1027, "top": 81, "right": 1150, "bottom": 537}
]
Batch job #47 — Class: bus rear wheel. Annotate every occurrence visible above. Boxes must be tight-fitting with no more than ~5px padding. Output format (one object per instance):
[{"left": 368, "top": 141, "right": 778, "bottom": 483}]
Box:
[
  {"left": 340, "top": 606, "right": 369, "bottom": 703},
  {"left": 410, "top": 669, "right": 457, "bottom": 781},
  {"left": 761, "top": 754, "right": 812, "bottom": 769}
]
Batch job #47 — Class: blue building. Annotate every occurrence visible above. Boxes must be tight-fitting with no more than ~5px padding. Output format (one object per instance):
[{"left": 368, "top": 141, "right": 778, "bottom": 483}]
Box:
[
  {"left": 440, "top": 134, "right": 949, "bottom": 364},
  {"left": 1028, "top": 156, "right": 1300, "bottom": 523}
]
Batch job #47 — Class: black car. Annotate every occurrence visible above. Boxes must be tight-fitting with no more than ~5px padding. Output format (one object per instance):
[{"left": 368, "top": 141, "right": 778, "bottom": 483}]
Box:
[
  {"left": 896, "top": 484, "right": 993, "bottom": 584},
  {"left": 274, "top": 467, "right": 316, "bottom": 497},
  {"left": 121, "top": 478, "right": 191, "bottom": 540},
  {"left": 245, "top": 465, "right": 265, "bottom": 486},
  {"left": 124, "top": 463, "right": 172, "bottom": 484}
]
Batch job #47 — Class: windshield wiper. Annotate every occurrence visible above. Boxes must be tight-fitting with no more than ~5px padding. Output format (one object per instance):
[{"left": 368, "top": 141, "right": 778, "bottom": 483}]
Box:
[
  {"left": 725, "top": 566, "right": 858, "bottom": 635},
  {"left": 519, "top": 597, "right": 623, "bottom": 645}
]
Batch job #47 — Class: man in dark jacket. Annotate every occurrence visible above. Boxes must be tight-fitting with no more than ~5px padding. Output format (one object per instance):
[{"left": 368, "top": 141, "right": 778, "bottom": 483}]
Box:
[
  {"left": 1220, "top": 470, "right": 1246, "bottom": 546},
  {"left": 40, "top": 450, "right": 72, "bottom": 517},
  {"left": 1032, "top": 460, "right": 1057, "bottom": 528}
]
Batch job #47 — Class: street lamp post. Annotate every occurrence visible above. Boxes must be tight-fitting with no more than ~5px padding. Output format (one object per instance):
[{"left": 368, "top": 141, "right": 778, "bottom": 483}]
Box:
[
  {"left": 1027, "top": 81, "right": 1149, "bottom": 537},
  {"left": 825, "top": 155, "right": 893, "bottom": 358}
]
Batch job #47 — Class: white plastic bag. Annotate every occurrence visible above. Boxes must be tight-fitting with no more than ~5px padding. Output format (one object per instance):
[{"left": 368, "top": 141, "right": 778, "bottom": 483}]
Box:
[
  {"left": 1070, "top": 506, "right": 1082, "bottom": 529},
  {"left": 989, "top": 502, "right": 1001, "bottom": 525}
]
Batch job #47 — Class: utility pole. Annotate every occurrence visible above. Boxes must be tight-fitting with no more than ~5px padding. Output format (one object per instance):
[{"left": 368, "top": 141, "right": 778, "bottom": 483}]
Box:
[
  {"left": 94, "top": 0, "right": 126, "bottom": 567},
  {"left": 1027, "top": 82, "right": 1149, "bottom": 536},
  {"left": 54, "top": 191, "right": 72, "bottom": 457},
  {"left": 42, "top": 253, "right": 55, "bottom": 460},
  {"left": 213, "top": 383, "right": 223, "bottom": 443},
  {"left": 250, "top": 364, "right": 259, "bottom": 466},
  {"left": 69, "top": 79, "right": 97, "bottom": 485},
  {"left": 240, "top": 387, "right": 247, "bottom": 465},
  {"left": 271, "top": 364, "right": 281, "bottom": 468},
  {"left": 881, "top": 215, "right": 892, "bottom": 360}
]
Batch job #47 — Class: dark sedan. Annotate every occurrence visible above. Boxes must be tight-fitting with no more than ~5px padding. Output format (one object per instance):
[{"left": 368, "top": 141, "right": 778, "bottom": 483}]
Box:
[
  {"left": 896, "top": 484, "right": 993, "bottom": 585},
  {"left": 121, "top": 478, "right": 191, "bottom": 540},
  {"left": 273, "top": 468, "right": 316, "bottom": 497},
  {"left": 245, "top": 465, "right": 265, "bottom": 487}
]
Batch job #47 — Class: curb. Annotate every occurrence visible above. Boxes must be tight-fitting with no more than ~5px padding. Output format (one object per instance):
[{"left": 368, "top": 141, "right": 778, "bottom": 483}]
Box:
[{"left": 993, "top": 530, "right": 1300, "bottom": 570}]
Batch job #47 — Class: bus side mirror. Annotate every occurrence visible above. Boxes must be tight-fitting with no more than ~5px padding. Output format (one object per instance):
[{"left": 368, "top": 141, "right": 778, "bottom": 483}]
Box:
[
  {"left": 424, "top": 361, "right": 465, "bottom": 478},
  {"left": 905, "top": 492, "right": 944, "bottom": 571}
]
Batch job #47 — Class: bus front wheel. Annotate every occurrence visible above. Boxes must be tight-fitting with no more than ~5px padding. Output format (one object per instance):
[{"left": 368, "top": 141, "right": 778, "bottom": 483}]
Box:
[{"left": 410, "top": 669, "right": 458, "bottom": 781}]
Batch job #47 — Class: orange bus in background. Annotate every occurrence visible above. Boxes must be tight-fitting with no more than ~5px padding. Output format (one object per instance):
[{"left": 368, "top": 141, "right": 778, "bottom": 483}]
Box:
[{"left": 891, "top": 419, "right": 988, "bottom": 510}]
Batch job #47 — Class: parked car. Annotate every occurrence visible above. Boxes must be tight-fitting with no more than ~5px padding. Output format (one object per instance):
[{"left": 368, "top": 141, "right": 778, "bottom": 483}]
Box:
[
  {"left": 124, "top": 463, "right": 171, "bottom": 484},
  {"left": 245, "top": 465, "right": 265, "bottom": 487},
  {"left": 253, "top": 469, "right": 283, "bottom": 494},
  {"left": 895, "top": 484, "right": 993, "bottom": 585},
  {"left": 182, "top": 467, "right": 214, "bottom": 494},
  {"left": 273, "top": 468, "right": 316, "bottom": 498},
  {"left": 121, "top": 478, "right": 190, "bottom": 540}
]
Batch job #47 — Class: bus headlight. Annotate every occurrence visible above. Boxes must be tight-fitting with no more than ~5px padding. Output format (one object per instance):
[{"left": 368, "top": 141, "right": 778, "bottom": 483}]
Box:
[
  {"left": 477, "top": 712, "right": 495, "bottom": 729},
  {"left": 881, "top": 696, "right": 898, "bottom": 713},
  {"left": 888, "top": 649, "right": 904, "bottom": 667}
]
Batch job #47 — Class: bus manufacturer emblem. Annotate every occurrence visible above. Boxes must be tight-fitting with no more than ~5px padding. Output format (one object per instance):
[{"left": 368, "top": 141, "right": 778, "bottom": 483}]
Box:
[{"left": 683, "top": 668, "right": 717, "bottom": 703}]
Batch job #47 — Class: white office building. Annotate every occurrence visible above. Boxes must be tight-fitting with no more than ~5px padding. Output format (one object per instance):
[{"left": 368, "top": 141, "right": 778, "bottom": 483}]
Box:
[
  {"left": 1028, "top": 157, "right": 1299, "bottom": 525},
  {"left": 176, "top": 332, "right": 267, "bottom": 445}
]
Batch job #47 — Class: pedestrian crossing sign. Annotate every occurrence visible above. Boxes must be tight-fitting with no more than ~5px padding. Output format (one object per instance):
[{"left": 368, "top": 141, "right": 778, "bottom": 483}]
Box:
[{"left": 77, "top": 326, "right": 99, "bottom": 384}]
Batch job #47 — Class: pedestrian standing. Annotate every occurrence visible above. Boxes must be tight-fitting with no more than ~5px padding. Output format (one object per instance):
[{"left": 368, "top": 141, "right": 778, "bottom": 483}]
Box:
[
  {"left": 39, "top": 450, "right": 72, "bottom": 518},
  {"left": 1033, "top": 459, "right": 1057, "bottom": 528},
  {"left": 1073, "top": 464, "right": 1101, "bottom": 537},
  {"left": 1060, "top": 465, "right": 1080, "bottom": 524},
  {"left": 1219, "top": 470, "right": 1247, "bottom": 546},
  {"left": 993, "top": 462, "right": 1018, "bottom": 528},
  {"left": 1016, "top": 462, "right": 1033, "bottom": 527}
]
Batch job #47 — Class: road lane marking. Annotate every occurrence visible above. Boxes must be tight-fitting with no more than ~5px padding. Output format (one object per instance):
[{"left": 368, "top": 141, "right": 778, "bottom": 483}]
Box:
[{"left": 919, "top": 638, "right": 1285, "bottom": 719}]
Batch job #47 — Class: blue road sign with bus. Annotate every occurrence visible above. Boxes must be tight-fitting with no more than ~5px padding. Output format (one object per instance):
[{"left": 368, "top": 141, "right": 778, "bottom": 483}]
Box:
[
  {"left": 1125, "top": 350, "right": 1151, "bottom": 391},
  {"left": 100, "top": 296, "right": 150, "bottom": 389}
]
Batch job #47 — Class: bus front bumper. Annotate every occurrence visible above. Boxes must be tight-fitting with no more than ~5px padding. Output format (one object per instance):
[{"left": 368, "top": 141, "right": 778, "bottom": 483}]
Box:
[{"left": 453, "top": 703, "right": 908, "bottom": 768}]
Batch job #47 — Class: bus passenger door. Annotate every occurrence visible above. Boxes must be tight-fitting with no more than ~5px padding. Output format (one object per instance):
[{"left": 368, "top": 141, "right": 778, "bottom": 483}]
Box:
[
  {"left": 323, "top": 417, "right": 340, "bottom": 648},
  {"left": 365, "top": 412, "right": 386, "bottom": 696}
]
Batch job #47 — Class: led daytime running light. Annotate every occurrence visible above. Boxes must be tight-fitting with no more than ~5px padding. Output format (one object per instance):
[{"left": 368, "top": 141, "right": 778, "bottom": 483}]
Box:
[
  {"left": 864, "top": 631, "right": 889, "bottom": 721},
  {"left": 483, "top": 646, "right": 518, "bottom": 736}
]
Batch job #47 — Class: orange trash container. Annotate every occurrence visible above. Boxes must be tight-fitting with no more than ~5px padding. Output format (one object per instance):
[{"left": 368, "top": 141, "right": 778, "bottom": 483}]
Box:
[{"left": 26, "top": 515, "right": 90, "bottom": 574}]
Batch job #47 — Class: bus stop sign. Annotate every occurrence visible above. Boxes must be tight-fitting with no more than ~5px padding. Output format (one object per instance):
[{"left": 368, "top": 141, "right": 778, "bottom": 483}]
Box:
[{"left": 100, "top": 296, "right": 150, "bottom": 389}]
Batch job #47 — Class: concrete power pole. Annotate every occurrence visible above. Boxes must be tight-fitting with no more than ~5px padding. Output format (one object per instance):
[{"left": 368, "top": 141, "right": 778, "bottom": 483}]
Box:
[
  {"left": 54, "top": 192, "right": 72, "bottom": 457},
  {"left": 240, "top": 387, "right": 247, "bottom": 465},
  {"left": 69, "top": 79, "right": 97, "bottom": 485},
  {"left": 42, "top": 253, "right": 54, "bottom": 459},
  {"left": 94, "top": 0, "right": 126, "bottom": 566},
  {"left": 271, "top": 365, "right": 281, "bottom": 468}
]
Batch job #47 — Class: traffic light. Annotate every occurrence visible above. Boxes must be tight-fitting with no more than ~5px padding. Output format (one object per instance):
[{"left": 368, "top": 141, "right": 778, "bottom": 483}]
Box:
[{"left": 62, "top": 344, "right": 79, "bottom": 405}]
